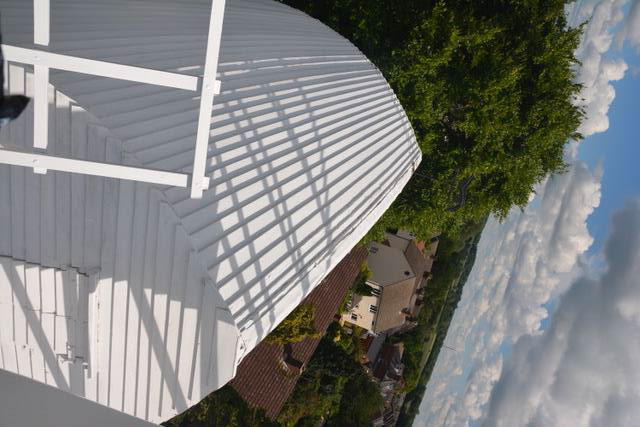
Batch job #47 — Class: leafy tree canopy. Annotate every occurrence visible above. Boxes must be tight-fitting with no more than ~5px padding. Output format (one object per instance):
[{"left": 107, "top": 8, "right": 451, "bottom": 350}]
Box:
[
  {"left": 353, "top": 263, "right": 374, "bottom": 296},
  {"left": 266, "top": 303, "right": 320, "bottom": 346},
  {"left": 280, "top": 0, "right": 584, "bottom": 239}
]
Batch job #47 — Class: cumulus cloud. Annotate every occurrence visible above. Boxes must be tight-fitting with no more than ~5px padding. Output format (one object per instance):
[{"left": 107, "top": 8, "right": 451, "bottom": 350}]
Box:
[
  {"left": 616, "top": 0, "right": 640, "bottom": 51},
  {"left": 415, "top": 161, "right": 602, "bottom": 426},
  {"left": 573, "top": 0, "right": 628, "bottom": 137},
  {"left": 483, "top": 199, "right": 640, "bottom": 427},
  {"left": 413, "top": 2, "right": 632, "bottom": 424}
]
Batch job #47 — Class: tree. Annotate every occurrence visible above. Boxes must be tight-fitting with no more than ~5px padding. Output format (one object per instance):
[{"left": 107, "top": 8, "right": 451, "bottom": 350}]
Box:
[
  {"left": 279, "top": 336, "right": 379, "bottom": 425},
  {"left": 279, "top": 0, "right": 583, "bottom": 239},
  {"left": 162, "top": 385, "right": 277, "bottom": 427},
  {"left": 266, "top": 304, "right": 320, "bottom": 346},
  {"left": 353, "top": 263, "right": 373, "bottom": 296}
]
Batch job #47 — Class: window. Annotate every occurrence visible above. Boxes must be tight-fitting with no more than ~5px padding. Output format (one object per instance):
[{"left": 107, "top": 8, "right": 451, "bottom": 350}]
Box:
[
  {"left": 351, "top": 314, "right": 358, "bottom": 321},
  {"left": 371, "top": 287, "right": 381, "bottom": 297},
  {"left": 369, "top": 305, "right": 378, "bottom": 314}
]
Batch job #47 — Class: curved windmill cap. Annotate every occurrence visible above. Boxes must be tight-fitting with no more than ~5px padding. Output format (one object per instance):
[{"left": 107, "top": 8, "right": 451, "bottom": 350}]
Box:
[{"left": 0, "top": 0, "right": 421, "bottom": 422}]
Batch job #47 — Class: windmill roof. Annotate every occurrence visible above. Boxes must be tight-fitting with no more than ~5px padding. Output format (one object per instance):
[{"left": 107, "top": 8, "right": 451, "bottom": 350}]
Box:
[{"left": 0, "top": 0, "right": 420, "bottom": 422}]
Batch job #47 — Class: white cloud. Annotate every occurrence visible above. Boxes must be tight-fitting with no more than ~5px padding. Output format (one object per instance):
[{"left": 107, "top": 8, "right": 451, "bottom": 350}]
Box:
[
  {"left": 616, "top": 0, "right": 640, "bottom": 51},
  {"left": 482, "top": 199, "right": 640, "bottom": 427},
  {"left": 573, "top": 0, "right": 628, "bottom": 137},
  {"left": 413, "top": 2, "right": 632, "bottom": 424},
  {"left": 414, "top": 161, "right": 602, "bottom": 426}
]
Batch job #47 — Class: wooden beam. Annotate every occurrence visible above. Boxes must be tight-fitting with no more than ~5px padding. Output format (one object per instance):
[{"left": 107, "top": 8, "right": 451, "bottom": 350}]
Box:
[
  {"left": 0, "top": 145, "right": 190, "bottom": 187},
  {"left": 2, "top": 45, "right": 199, "bottom": 91},
  {"left": 189, "top": 0, "right": 226, "bottom": 198}
]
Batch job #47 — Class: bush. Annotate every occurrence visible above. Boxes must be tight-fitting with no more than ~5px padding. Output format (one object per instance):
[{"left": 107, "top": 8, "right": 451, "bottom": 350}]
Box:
[{"left": 266, "top": 304, "right": 320, "bottom": 346}]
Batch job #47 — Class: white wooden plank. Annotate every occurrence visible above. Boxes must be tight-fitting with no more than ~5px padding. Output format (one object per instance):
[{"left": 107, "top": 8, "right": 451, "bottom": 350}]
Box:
[
  {"left": 136, "top": 189, "right": 161, "bottom": 420},
  {"left": 23, "top": 69, "right": 41, "bottom": 263},
  {"left": 1, "top": 342, "right": 18, "bottom": 373},
  {"left": 0, "top": 258, "right": 14, "bottom": 304},
  {"left": 55, "top": 268, "right": 78, "bottom": 319},
  {"left": 54, "top": 315, "right": 73, "bottom": 388},
  {"left": 40, "top": 154, "right": 57, "bottom": 265},
  {"left": 210, "top": 307, "right": 237, "bottom": 388},
  {"left": 189, "top": 0, "right": 226, "bottom": 198},
  {"left": 33, "top": 0, "right": 51, "bottom": 46},
  {"left": 83, "top": 275, "right": 99, "bottom": 402},
  {"left": 8, "top": 66, "right": 26, "bottom": 258},
  {"left": 40, "top": 312, "right": 56, "bottom": 386},
  {"left": 75, "top": 274, "right": 90, "bottom": 350},
  {"left": 83, "top": 124, "right": 106, "bottom": 271},
  {"left": 121, "top": 183, "right": 148, "bottom": 415},
  {"left": 30, "top": 347, "right": 47, "bottom": 384},
  {"left": 196, "top": 286, "right": 216, "bottom": 398},
  {"left": 0, "top": 145, "right": 191, "bottom": 188},
  {"left": 24, "top": 263, "right": 41, "bottom": 312},
  {"left": 11, "top": 262, "right": 28, "bottom": 345},
  {"left": 70, "top": 105, "right": 88, "bottom": 269},
  {"left": 106, "top": 137, "right": 129, "bottom": 411},
  {"left": 54, "top": 93, "right": 72, "bottom": 266},
  {"left": 33, "top": 65, "right": 50, "bottom": 152},
  {"left": 176, "top": 253, "right": 204, "bottom": 403},
  {"left": 162, "top": 230, "right": 190, "bottom": 412},
  {"left": 9, "top": 160, "right": 25, "bottom": 260},
  {"left": 147, "top": 205, "right": 177, "bottom": 419},
  {"left": 15, "top": 342, "right": 30, "bottom": 377},
  {"left": 23, "top": 165, "right": 41, "bottom": 264},
  {"left": 2, "top": 45, "right": 198, "bottom": 91},
  {"left": 40, "top": 267, "right": 56, "bottom": 314},
  {"left": 69, "top": 358, "right": 86, "bottom": 396},
  {"left": 0, "top": 164, "right": 11, "bottom": 255}
]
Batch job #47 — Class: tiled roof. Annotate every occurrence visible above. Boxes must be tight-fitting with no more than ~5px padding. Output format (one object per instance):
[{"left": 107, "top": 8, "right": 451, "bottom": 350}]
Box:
[
  {"left": 231, "top": 246, "right": 368, "bottom": 419},
  {"left": 404, "top": 240, "right": 428, "bottom": 289},
  {"left": 373, "top": 277, "right": 415, "bottom": 333}
]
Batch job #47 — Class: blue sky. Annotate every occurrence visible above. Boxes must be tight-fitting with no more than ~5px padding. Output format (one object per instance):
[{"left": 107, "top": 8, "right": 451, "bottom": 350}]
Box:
[
  {"left": 415, "top": 1, "right": 640, "bottom": 425},
  {"left": 581, "top": 44, "right": 640, "bottom": 254}
]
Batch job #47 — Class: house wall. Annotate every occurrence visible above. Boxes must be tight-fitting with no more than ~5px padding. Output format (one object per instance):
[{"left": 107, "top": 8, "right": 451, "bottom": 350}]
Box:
[{"left": 341, "top": 281, "right": 384, "bottom": 332}]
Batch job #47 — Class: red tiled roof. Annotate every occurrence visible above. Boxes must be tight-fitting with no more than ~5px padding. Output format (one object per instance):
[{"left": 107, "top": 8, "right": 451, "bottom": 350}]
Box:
[{"left": 231, "top": 246, "right": 368, "bottom": 419}]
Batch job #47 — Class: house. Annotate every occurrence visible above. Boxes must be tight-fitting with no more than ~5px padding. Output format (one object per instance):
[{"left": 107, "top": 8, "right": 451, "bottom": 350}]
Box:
[
  {"left": 359, "top": 332, "right": 386, "bottom": 367},
  {"left": 371, "top": 342, "right": 406, "bottom": 426},
  {"left": 0, "top": 0, "right": 421, "bottom": 423},
  {"left": 341, "top": 231, "right": 438, "bottom": 335},
  {"left": 230, "top": 246, "right": 367, "bottom": 419}
]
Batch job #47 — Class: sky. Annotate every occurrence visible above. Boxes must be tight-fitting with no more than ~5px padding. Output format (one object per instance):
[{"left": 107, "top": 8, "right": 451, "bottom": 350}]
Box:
[{"left": 414, "top": 1, "right": 640, "bottom": 426}]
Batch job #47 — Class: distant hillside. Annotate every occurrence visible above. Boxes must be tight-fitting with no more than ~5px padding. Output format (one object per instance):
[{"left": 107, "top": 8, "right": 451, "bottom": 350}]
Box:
[{"left": 396, "top": 228, "right": 483, "bottom": 427}]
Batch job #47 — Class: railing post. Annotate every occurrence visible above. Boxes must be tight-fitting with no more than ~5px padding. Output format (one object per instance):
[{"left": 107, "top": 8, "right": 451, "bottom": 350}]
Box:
[{"left": 189, "top": 0, "right": 226, "bottom": 199}]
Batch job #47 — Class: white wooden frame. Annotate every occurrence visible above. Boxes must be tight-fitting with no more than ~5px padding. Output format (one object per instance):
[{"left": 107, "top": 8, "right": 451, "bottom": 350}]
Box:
[{"left": 0, "top": 0, "right": 226, "bottom": 198}]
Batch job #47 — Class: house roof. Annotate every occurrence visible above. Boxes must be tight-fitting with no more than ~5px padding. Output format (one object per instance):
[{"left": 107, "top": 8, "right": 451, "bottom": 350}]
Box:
[
  {"left": 384, "top": 232, "right": 411, "bottom": 252},
  {"left": 0, "top": 0, "right": 420, "bottom": 422},
  {"left": 367, "top": 242, "right": 415, "bottom": 287},
  {"left": 404, "top": 240, "right": 428, "bottom": 289},
  {"left": 373, "top": 277, "right": 415, "bottom": 333},
  {"left": 231, "top": 246, "right": 367, "bottom": 419},
  {"left": 372, "top": 343, "right": 404, "bottom": 381}
]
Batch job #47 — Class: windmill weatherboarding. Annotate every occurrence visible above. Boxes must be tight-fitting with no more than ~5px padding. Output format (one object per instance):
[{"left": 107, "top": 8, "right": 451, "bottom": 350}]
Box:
[
  {"left": 0, "top": 0, "right": 225, "bottom": 198},
  {"left": 0, "top": 0, "right": 422, "bottom": 423}
]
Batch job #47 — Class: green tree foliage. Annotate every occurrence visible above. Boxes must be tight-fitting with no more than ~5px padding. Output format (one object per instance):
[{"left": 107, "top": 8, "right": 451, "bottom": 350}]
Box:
[
  {"left": 279, "top": 0, "right": 583, "bottom": 238},
  {"left": 266, "top": 304, "right": 320, "bottom": 346},
  {"left": 279, "top": 336, "right": 382, "bottom": 426},
  {"left": 353, "top": 263, "right": 373, "bottom": 296},
  {"left": 162, "top": 385, "right": 278, "bottom": 427},
  {"left": 397, "top": 232, "right": 482, "bottom": 426}
]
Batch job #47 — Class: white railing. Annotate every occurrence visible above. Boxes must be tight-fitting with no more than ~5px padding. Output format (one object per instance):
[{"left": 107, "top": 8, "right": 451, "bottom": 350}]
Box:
[{"left": 0, "top": 0, "right": 226, "bottom": 198}]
